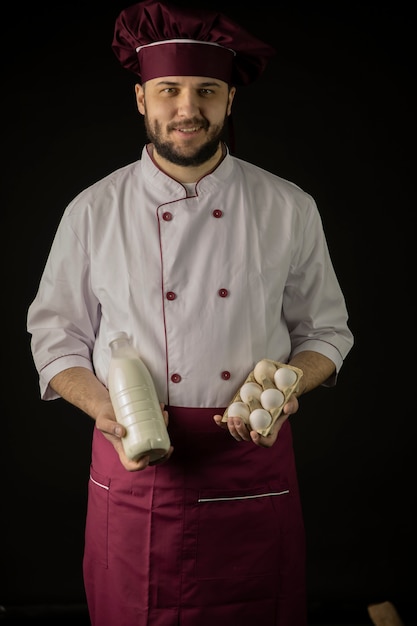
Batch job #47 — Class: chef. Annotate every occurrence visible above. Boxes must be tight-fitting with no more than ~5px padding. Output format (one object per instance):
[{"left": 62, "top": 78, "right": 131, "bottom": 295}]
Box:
[{"left": 27, "top": 1, "right": 354, "bottom": 624}]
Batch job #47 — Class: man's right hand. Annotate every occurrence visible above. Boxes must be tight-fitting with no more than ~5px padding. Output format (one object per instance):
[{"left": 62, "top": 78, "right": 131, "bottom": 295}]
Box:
[
  {"left": 50, "top": 367, "right": 173, "bottom": 472},
  {"left": 96, "top": 403, "right": 173, "bottom": 472}
]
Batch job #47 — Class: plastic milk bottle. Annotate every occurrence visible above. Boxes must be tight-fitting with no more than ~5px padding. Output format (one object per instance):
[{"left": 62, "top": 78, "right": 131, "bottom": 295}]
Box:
[{"left": 108, "top": 332, "right": 171, "bottom": 462}]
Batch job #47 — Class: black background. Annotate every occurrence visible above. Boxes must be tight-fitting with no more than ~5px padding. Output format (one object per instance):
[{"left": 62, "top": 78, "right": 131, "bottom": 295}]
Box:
[{"left": 2, "top": 1, "right": 415, "bottom": 623}]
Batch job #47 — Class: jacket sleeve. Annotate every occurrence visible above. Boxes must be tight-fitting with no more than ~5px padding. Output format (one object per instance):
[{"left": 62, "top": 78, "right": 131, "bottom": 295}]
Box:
[{"left": 27, "top": 203, "right": 100, "bottom": 400}]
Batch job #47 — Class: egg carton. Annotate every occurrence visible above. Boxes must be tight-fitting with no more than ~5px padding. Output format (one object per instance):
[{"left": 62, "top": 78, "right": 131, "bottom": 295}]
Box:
[{"left": 222, "top": 359, "right": 303, "bottom": 437}]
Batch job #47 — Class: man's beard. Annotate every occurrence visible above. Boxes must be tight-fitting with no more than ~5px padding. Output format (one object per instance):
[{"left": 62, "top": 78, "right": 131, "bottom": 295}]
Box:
[{"left": 144, "top": 115, "right": 227, "bottom": 167}]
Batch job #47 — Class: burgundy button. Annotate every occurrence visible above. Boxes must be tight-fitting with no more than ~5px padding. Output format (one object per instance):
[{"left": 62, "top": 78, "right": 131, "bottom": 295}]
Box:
[
  {"left": 171, "top": 373, "right": 182, "bottom": 383},
  {"left": 218, "top": 288, "right": 228, "bottom": 298},
  {"left": 212, "top": 209, "right": 223, "bottom": 218},
  {"left": 166, "top": 291, "right": 176, "bottom": 300},
  {"left": 163, "top": 212, "right": 173, "bottom": 221},
  {"left": 221, "top": 371, "right": 231, "bottom": 380}
]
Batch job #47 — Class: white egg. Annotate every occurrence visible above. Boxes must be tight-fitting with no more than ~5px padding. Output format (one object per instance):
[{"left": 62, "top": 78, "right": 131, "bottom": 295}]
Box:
[
  {"left": 260, "top": 388, "right": 284, "bottom": 410},
  {"left": 240, "top": 381, "right": 262, "bottom": 403},
  {"left": 253, "top": 359, "right": 277, "bottom": 385},
  {"left": 274, "top": 367, "right": 298, "bottom": 390},
  {"left": 227, "top": 401, "right": 250, "bottom": 422},
  {"left": 249, "top": 408, "right": 272, "bottom": 431}
]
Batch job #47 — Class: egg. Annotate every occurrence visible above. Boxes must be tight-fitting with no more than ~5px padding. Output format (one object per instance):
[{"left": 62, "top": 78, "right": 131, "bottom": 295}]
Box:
[
  {"left": 227, "top": 401, "right": 250, "bottom": 422},
  {"left": 239, "top": 382, "right": 263, "bottom": 412},
  {"left": 253, "top": 359, "right": 277, "bottom": 388},
  {"left": 249, "top": 408, "right": 272, "bottom": 431},
  {"left": 240, "top": 381, "right": 262, "bottom": 402},
  {"left": 274, "top": 367, "right": 298, "bottom": 390},
  {"left": 260, "top": 388, "right": 284, "bottom": 411}
]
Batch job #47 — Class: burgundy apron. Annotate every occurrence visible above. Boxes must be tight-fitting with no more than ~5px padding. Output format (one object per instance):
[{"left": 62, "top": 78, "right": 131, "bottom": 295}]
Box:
[{"left": 83, "top": 407, "right": 307, "bottom": 626}]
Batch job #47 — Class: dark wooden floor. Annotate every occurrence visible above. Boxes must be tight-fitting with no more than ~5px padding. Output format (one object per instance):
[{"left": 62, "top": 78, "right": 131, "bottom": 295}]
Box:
[{"left": 0, "top": 602, "right": 414, "bottom": 625}]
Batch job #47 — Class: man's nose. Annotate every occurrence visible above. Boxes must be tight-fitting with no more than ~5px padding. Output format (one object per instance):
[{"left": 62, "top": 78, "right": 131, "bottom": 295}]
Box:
[{"left": 176, "top": 91, "right": 200, "bottom": 116}]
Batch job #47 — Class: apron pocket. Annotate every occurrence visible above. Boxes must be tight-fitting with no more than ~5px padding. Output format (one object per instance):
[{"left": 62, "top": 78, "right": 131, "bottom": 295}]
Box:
[
  {"left": 85, "top": 465, "right": 111, "bottom": 568},
  {"left": 196, "top": 486, "right": 290, "bottom": 579}
]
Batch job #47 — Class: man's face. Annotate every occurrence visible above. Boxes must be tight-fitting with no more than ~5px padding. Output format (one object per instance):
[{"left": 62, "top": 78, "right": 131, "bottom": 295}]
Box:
[{"left": 135, "top": 76, "right": 236, "bottom": 167}]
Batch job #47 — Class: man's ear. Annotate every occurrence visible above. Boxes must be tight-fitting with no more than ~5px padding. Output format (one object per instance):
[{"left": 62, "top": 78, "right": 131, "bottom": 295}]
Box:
[
  {"left": 135, "top": 83, "right": 145, "bottom": 115},
  {"left": 227, "top": 86, "right": 236, "bottom": 116}
]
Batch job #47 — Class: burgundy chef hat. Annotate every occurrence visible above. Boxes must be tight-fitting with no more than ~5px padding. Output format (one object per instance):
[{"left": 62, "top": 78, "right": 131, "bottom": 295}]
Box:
[{"left": 112, "top": 0, "right": 276, "bottom": 85}]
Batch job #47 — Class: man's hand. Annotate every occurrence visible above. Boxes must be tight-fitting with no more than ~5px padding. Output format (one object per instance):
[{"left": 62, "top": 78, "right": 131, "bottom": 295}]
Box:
[
  {"left": 50, "top": 367, "right": 174, "bottom": 471},
  {"left": 96, "top": 403, "right": 173, "bottom": 471},
  {"left": 213, "top": 394, "right": 299, "bottom": 447}
]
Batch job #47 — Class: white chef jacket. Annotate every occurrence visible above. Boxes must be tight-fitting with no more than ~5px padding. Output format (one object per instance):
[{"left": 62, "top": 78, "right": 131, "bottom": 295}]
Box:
[{"left": 27, "top": 144, "right": 354, "bottom": 407}]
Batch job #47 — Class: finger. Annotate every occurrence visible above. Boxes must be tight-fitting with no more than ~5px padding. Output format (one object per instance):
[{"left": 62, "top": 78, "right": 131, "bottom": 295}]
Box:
[
  {"left": 159, "top": 403, "right": 169, "bottom": 425},
  {"left": 213, "top": 414, "right": 227, "bottom": 428},
  {"left": 283, "top": 395, "right": 299, "bottom": 416},
  {"left": 227, "top": 416, "right": 251, "bottom": 441},
  {"left": 250, "top": 429, "right": 276, "bottom": 448},
  {"left": 122, "top": 454, "right": 151, "bottom": 472},
  {"left": 96, "top": 415, "right": 126, "bottom": 439}
]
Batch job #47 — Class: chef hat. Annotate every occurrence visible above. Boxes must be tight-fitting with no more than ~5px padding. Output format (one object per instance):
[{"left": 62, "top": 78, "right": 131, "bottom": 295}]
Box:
[{"left": 112, "top": 0, "right": 276, "bottom": 85}]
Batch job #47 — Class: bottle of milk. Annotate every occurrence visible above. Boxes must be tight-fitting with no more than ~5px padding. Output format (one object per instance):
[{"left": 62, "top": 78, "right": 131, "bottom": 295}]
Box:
[{"left": 108, "top": 331, "right": 171, "bottom": 463}]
